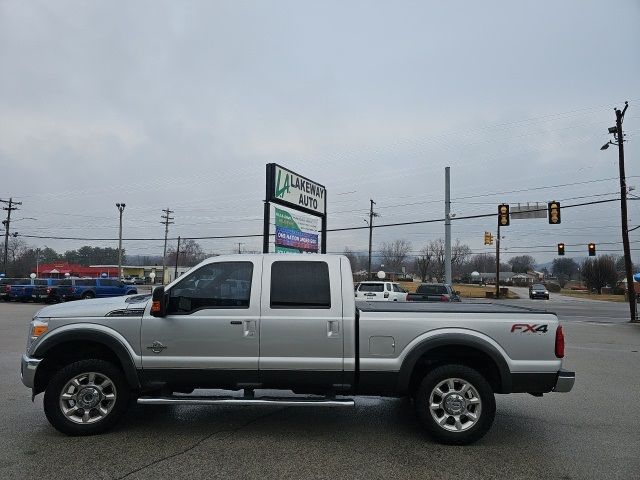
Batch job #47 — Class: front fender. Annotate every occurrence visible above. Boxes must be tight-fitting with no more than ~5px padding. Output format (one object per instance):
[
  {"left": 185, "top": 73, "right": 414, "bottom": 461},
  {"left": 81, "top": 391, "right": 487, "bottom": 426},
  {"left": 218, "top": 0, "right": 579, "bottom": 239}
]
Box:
[{"left": 31, "top": 324, "right": 141, "bottom": 389}]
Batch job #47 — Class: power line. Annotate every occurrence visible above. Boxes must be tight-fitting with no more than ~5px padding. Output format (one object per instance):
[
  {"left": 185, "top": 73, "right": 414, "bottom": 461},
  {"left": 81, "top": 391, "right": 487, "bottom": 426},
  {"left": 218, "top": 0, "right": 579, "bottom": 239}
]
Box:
[{"left": 15, "top": 197, "right": 622, "bottom": 242}]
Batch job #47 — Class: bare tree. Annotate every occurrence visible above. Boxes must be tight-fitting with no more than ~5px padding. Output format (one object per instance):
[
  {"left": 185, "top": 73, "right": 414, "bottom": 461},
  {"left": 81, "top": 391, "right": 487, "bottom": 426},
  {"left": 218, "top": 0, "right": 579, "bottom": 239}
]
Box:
[
  {"left": 166, "top": 239, "right": 208, "bottom": 267},
  {"left": 425, "top": 238, "right": 471, "bottom": 281},
  {"left": 508, "top": 255, "right": 537, "bottom": 273},
  {"left": 380, "top": 240, "right": 411, "bottom": 273},
  {"left": 343, "top": 247, "right": 361, "bottom": 271},
  {"left": 414, "top": 245, "right": 432, "bottom": 282},
  {"left": 552, "top": 258, "right": 579, "bottom": 287},
  {"left": 581, "top": 255, "right": 618, "bottom": 294},
  {"left": 451, "top": 240, "right": 472, "bottom": 277}
]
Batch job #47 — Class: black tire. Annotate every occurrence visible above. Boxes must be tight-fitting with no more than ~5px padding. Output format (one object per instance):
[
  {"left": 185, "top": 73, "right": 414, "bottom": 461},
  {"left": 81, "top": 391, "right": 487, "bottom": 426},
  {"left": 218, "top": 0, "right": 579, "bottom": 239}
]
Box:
[
  {"left": 43, "top": 359, "right": 130, "bottom": 436},
  {"left": 82, "top": 291, "right": 95, "bottom": 300},
  {"left": 414, "top": 364, "right": 495, "bottom": 445}
]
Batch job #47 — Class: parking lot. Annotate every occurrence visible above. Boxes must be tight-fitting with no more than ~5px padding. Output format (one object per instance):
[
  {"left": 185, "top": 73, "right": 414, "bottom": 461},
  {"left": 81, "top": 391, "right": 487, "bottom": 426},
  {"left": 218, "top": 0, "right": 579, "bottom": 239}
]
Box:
[{"left": 1, "top": 300, "right": 639, "bottom": 480}]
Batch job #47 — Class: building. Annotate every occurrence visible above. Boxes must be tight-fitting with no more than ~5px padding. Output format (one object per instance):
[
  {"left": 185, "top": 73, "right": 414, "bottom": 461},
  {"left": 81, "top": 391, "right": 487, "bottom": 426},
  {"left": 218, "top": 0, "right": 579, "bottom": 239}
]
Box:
[{"left": 35, "top": 262, "right": 119, "bottom": 278}]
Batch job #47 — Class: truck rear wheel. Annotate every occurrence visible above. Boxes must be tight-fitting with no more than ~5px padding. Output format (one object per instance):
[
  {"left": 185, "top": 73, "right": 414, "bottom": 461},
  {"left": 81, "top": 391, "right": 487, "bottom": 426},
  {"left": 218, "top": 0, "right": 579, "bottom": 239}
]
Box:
[
  {"left": 414, "top": 364, "right": 495, "bottom": 445},
  {"left": 43, "top": 359, "right": 130, "bottom": 436}
]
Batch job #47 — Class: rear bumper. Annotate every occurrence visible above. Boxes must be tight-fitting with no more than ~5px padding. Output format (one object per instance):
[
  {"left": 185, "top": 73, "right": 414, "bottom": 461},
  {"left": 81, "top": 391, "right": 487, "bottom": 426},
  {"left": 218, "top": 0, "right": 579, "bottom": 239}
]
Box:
[
  {"left": 21, "top": 354, "right": 42, "bottom": 389},
  {"left": 553, "top": 369, "right": 575, "bottom": 393}
]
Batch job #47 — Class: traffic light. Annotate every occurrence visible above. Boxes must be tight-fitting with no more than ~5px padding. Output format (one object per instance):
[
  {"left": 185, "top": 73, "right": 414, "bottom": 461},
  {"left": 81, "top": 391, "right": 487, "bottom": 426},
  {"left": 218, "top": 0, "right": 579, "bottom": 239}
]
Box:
[
  {"left": 548, "top": 201, "right": 561, "bottom": 224},
  {"left": 558, "top": 243, "right": 565, "bottom": 256},
  {"left": 484, "top": 231, "right": 493, "bottom": 245},
  {"left": 588, "top": 243, "right": 596, "bottom": 256},
  {"left": 498, "top": 204, "right": 510, "bottom": 226}
]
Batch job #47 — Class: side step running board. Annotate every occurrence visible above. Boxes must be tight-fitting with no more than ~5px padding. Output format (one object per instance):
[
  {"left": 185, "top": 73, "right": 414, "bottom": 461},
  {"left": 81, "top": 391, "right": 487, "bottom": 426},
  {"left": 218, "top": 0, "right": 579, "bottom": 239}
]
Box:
[{"left": 137, "top": 396, "right": 355, "bottom": 407}]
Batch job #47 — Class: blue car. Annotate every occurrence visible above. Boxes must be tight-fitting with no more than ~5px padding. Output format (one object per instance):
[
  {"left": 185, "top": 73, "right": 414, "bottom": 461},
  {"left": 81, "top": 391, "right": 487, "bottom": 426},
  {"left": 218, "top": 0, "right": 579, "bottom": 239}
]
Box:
[
  {"left": 1, "top": 278, "right": 34, "bottom": 302},
  {"left": 57, "top": 277, "right": 138, "bottom": 301}
]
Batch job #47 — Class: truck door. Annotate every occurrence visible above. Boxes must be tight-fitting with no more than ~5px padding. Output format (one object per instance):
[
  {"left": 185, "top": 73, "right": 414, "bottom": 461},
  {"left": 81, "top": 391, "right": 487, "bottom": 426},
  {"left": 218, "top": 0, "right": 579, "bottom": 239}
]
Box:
[
  {"left": 259, "top": 257, "right": 344, "bottom": 391},
  {"left": 140, "top": 260, "right": 261, "bottom": 388}
]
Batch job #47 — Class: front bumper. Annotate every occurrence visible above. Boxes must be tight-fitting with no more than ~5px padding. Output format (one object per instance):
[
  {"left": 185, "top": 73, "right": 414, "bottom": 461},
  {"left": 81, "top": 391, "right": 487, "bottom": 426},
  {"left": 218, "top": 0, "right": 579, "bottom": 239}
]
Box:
[
  {"left": 553, "top": 369, "right": 575, "bottom": 393},
  {"left": 21, "top": 354, "right": 42, "bottom": 389}
]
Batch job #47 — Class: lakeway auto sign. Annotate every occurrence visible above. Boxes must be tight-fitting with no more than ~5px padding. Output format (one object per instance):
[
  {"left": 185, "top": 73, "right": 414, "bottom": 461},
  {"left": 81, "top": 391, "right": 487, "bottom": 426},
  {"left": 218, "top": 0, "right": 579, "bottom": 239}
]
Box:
[
  {"left": 267, "top": 164, "right": 326, "bottom": 216},
  {"left": 264, "top": 163, "right": 327, "bottom": 253}
]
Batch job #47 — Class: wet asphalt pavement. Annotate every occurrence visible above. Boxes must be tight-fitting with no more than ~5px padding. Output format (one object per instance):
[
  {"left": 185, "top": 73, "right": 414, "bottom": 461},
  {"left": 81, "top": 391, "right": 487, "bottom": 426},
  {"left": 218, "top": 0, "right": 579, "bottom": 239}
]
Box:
[{"left": 1, "top": 298, "right": 639, "bottom": 480}]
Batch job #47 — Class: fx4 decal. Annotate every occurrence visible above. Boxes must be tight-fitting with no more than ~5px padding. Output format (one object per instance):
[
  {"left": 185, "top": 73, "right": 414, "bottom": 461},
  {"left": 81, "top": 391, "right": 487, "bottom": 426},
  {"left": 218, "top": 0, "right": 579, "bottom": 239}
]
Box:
[{"left": 511, "top": 323, "right": 548, "bottom": 333}]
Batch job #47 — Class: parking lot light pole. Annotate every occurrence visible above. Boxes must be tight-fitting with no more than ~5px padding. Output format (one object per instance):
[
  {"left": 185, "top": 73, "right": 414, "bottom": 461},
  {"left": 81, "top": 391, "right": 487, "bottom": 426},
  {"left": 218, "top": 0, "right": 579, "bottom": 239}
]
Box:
[{"left": 116, "top": 203, "right": 126, "bottom": 280}]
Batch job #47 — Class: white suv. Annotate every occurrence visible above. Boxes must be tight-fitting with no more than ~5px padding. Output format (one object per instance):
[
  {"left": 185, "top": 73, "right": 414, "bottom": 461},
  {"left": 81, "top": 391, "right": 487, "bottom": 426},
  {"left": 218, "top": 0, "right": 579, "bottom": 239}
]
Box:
[{"left": 355, "top": 281, "right": 407, "bottom": 301}]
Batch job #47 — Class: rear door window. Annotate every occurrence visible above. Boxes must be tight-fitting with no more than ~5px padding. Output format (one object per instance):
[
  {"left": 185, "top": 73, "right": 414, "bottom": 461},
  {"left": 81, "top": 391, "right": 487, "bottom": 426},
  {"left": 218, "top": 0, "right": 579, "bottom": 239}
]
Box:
[{"left": 270, "top": 261, "right": 330, "bottom": 309}]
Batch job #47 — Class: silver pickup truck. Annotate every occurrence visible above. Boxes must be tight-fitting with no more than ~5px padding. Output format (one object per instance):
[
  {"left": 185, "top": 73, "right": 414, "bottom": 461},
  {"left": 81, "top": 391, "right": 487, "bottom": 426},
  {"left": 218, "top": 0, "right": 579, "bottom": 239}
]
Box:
[{"left": 21, "top": 254, "right": 574, "bottom": 444}]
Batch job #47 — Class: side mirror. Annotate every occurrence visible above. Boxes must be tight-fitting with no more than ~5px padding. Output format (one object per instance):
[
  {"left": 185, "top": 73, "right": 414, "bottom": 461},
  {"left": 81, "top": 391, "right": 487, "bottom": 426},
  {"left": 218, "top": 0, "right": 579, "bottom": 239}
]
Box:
[{"left": 151, "top": 286, "right": 167, "bottom": 317}]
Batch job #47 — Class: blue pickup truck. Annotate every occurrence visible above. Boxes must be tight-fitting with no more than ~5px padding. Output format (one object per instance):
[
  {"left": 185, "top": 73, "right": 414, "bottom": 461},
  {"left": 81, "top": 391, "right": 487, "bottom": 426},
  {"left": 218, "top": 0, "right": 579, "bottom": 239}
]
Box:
[
  {"left": 1, "top": 278, "right": 35, "bottom": 302},
  {"left": 57, "top": 277, "right": 138, "bottom": 301}
]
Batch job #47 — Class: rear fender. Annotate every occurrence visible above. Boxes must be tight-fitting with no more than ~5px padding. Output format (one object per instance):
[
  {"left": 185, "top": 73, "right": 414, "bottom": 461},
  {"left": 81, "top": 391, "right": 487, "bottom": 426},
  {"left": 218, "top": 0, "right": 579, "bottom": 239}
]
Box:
[{"left": 397, "top": 330, "right": 512, "bottom": 394}]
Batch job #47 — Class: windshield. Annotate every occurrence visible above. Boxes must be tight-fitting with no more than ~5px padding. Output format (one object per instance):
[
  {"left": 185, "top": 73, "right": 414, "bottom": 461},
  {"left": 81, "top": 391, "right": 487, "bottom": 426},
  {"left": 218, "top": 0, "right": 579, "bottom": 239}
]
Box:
[{"left": 532, "top": 284, "right": 546, "bottom": 289}]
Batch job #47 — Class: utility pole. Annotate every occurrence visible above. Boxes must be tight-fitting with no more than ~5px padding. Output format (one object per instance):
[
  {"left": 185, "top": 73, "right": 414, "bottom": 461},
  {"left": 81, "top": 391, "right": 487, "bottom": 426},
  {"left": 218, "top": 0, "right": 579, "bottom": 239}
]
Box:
[
  {"left": 614, "top": 103, "right": 635, "bottom": 322},
  {"left": 160, "top": 208, "right": 174, "bottom": 285},
  {"left": 116, "top": 203, "right": 126, "bottom": 280},
  {"left": 444, "top": 167, "right": 452, "bottom": 285},
  {"left": 174, "top": 236, "right": 181, "bottom": 280},
  {"left": 367, "top": 199, "right": 378, "bottom": 280},
  {"left": 1, "top": 197, "right": 21, "bottom": 275},
  {"left": 237, "top": 242, "right": 244, "bottom": 254},
  {"left": 495, "top": 223, "right": 501, "bottom": 299}
]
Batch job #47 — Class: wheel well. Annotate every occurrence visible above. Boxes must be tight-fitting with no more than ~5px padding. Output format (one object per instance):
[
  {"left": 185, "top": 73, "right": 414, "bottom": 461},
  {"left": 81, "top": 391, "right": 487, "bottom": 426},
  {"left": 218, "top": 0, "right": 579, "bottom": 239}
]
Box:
[
  {"left": 34, "top": 340, "right": 125, "bottom": 396},
  {"left": 407, "top": 345, "right": 503, "bottom": 395}
]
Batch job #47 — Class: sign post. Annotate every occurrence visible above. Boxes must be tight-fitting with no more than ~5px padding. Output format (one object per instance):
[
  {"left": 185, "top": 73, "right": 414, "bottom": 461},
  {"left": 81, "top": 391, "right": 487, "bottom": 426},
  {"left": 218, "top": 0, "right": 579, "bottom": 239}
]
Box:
[{"left": 263, "top": 164, "right": 327, "bottom": 253}]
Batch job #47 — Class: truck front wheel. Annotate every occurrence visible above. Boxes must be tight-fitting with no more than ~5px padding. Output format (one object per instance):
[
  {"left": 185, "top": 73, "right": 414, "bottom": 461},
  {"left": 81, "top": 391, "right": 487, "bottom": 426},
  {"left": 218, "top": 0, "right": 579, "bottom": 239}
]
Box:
[
  {"left": 415, "top": 364, "right": 495, "bottom": 445},
  {"left": 43, "top": 359, "right": 130, "bottom": 436}
]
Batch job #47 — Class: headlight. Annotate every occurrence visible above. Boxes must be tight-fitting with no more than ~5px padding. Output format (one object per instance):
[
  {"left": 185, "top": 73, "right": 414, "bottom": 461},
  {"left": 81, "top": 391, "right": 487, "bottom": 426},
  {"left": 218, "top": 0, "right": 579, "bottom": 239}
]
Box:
[{"left": 27, "top": 317, "right": 49, "bottom": 351}]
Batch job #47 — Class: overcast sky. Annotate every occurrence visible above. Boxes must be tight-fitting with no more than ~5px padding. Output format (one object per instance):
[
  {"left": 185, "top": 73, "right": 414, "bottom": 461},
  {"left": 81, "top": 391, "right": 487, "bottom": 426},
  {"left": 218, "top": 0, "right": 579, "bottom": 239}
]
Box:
[{"left": 1, "top": 0, "right": 639, "bottom": 265}]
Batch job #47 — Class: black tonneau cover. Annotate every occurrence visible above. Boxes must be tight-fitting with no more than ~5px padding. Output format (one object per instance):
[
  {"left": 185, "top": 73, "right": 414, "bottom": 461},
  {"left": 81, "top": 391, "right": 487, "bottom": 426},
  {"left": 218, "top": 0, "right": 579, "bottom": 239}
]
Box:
[{"left": 356, "top": 301, "right": 555, "bottom": 315}]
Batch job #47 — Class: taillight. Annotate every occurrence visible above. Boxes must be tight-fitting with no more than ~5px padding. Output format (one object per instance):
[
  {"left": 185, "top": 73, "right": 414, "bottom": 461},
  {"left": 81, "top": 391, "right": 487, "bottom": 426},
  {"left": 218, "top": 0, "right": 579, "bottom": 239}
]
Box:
[
  {"left": 46, "top": 288, "right": 51, "bottom": 294},
  {"left": 440, "top": 295, "right": 449, "bottom": 302},
  {"left": 384, "top": 292, "right": 389, "bottom": 298},
  {"left": 555, "top": 326, "right": 565, "bottom": 358}
]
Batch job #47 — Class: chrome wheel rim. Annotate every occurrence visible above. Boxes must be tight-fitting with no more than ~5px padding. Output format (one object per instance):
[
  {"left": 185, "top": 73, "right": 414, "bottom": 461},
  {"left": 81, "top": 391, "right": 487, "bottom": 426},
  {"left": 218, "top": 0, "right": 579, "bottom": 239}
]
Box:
[
  {"left": 59, "top": 372, "right": 117, "bottom": 424},
  {"left": 429, "top": 377, "right": 481, "bottom": 432}
]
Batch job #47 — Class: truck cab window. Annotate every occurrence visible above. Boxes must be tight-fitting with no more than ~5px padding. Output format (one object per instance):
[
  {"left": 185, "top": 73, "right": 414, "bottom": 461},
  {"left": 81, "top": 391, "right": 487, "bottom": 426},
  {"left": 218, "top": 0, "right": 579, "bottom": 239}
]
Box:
[
  {"left": 167, "top": 262, "right": 253, "bottom": 313},
  {"left": 270, "top": 261, "right": 330, "bottom": 309}
]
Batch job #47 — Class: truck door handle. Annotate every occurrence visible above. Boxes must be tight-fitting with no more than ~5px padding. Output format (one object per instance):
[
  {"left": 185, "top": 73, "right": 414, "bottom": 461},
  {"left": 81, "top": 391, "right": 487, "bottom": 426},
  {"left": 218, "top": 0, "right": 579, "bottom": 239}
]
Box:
[{"left": 230, "top": 321, "right": 242, "bottom": 325}]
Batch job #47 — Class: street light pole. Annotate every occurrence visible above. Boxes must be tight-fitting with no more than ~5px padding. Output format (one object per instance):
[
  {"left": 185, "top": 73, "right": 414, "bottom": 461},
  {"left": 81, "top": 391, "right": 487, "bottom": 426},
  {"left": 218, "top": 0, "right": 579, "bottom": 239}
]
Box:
[
  {"left": 602, "top": 102, "right": 636, "bottom": 323},
  {"left": 367, "top": 199, "right": 378, "bottom": 280},
  {"left": 615, "top": 103, "right": 636, "bottom": 323},
  {"left": 116, "top": 203, "right": 126, "bottom": 280}
]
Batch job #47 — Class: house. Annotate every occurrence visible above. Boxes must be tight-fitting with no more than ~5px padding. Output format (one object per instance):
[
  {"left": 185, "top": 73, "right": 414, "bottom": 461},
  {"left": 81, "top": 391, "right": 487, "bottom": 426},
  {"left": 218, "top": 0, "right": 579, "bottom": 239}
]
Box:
[{"left": 511, "top": 273, "right": 539, "bottom": 286}]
